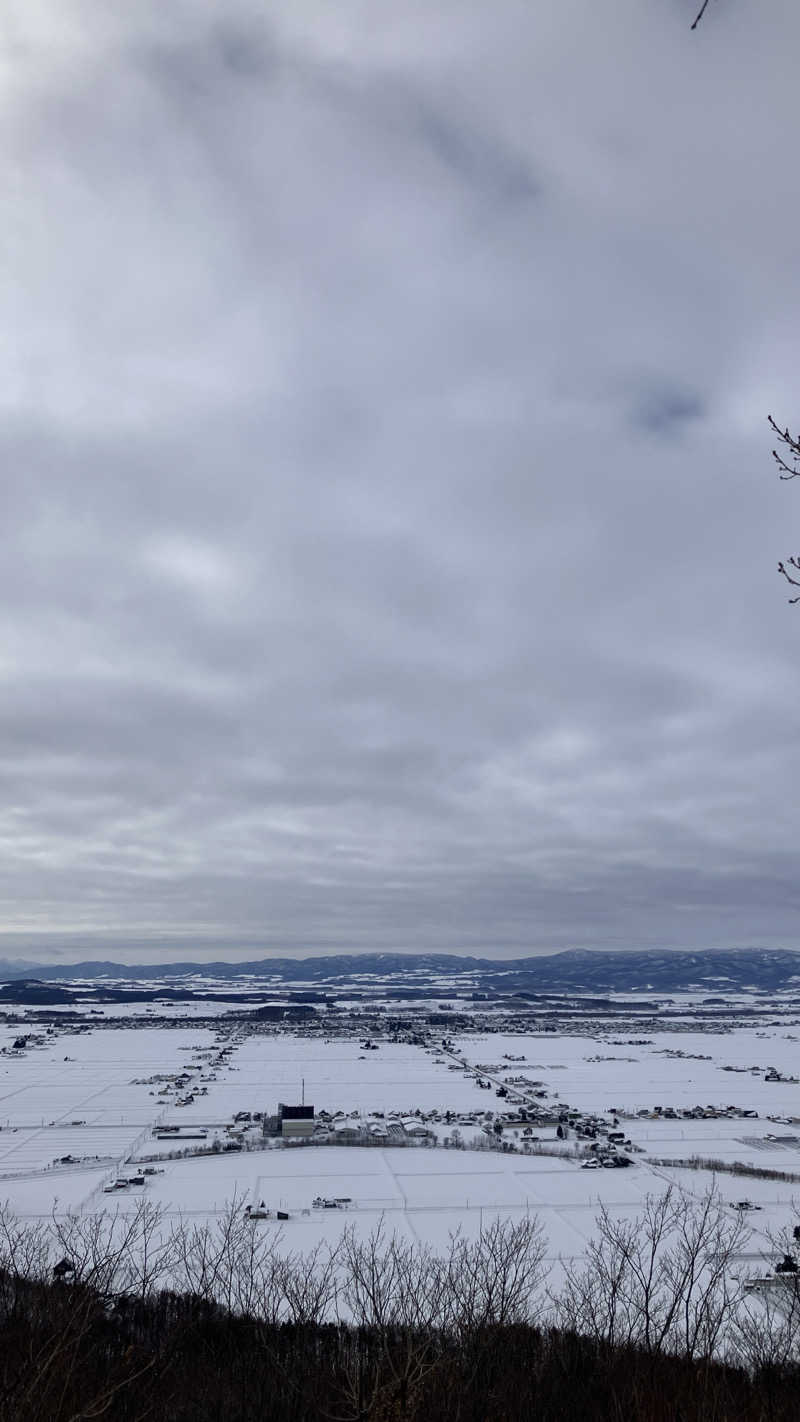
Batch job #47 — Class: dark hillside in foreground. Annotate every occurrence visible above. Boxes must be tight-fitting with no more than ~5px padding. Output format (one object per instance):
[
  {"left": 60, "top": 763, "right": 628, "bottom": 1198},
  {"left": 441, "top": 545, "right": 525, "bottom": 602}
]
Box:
[
  {"left": 3, "top": 947, "right": 800, "bottom": 993},
  {"left": 1, "top": 1275, "right": 798, "bottom": 1422}
]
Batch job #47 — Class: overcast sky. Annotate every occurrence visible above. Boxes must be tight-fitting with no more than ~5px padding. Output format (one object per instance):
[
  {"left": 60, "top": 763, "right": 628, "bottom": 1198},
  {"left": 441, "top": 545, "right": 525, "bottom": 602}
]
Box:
[{"left": 1, "top": 0, "right": 800, "bottom": 964}]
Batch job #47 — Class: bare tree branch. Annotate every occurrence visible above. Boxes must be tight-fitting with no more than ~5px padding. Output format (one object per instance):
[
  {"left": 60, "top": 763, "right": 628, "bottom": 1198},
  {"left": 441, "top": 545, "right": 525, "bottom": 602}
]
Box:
[
  {"left": 769, "top": 415, "right": 800, "bottom": 481},
  {"left": 768, "top": 416, "right": 800, "bottom": 602},
  {"left": 691, "top": 0, "right": 714, "bottom": 30}
]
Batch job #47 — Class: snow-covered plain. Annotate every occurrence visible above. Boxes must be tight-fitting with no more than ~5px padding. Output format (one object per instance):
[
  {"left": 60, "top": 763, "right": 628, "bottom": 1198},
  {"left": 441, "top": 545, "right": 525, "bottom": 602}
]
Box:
[{"left": 2, "top": 993, "right": 799, "bottom": 1276}]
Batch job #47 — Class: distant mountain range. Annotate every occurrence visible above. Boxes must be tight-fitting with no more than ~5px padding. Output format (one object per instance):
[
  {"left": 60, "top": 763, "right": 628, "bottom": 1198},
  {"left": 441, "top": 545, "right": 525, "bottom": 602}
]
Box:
[{"left": 1, "top": 948, "right": 800, "bottom": 994}]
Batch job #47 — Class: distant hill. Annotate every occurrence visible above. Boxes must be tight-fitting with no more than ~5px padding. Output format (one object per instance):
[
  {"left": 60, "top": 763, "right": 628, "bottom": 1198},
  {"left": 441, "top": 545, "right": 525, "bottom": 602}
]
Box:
[{"left": 1, "top": 948, "right": 800, "bottom": 994}]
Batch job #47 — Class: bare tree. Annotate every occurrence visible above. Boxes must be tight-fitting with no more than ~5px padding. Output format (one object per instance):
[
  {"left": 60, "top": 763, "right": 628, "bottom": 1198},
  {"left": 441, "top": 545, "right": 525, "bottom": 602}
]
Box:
[
  {"left": 171, "top": 1194, "right": 267, "bottom": 1312},
  {"left": 556, "top": 1186, "right": 748, "bottom": 1360},
  {"left": 732, "top": 1284, "right": 800, "bottom": 1375},
  {"left": 277, "top": 1239, "right": 342, "bottom": 1326},
  {"left": 341, "top": 1222, "right": 442, "bottom": 1332},
  {"left": 0, "top": 1202, "right": 160, "bottom": 1422},
  {"left": 731, "top": 1212, "right": 800, "bottom": 1373},
  {"left": 0, "top": 1203, "right": 50, "bottom": 1292},
  {"left": 443, "top": 1215, "right": 548, "bottom": 1334},
  {"left": 661, "top": 1186, "right": 748, "bottom": 1359},
  {"left": 49, "top": 1202, "right": 176, "bottom": 1302},
  {"left": 332, "top": 1217, "right": 547, "bottom": 1421},
  {"left": 335, "top": 1223, "right": 449, "bottom": 1420}
]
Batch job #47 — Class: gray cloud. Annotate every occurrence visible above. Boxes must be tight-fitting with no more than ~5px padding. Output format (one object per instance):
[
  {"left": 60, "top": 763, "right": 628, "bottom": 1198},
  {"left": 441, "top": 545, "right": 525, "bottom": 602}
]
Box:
[{"left": 1, "top": 0, "right": 800, "bottom": 962}]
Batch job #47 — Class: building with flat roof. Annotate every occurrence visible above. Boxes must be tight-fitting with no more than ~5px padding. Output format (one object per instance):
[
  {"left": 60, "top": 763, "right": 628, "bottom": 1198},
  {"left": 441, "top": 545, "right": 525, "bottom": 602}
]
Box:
[{"left": 278, "top": 1102, "right": 315, "bottom": 1139}]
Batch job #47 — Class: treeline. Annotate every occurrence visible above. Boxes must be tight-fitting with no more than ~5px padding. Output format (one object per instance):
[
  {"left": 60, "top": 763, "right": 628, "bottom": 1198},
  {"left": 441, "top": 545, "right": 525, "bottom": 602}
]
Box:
[
  {"left": 1, "top": 1191, "right": 800, "bottom": 1420},
  {"left": 651, "top": 1155, "right": 800, "bottom": 1184}
]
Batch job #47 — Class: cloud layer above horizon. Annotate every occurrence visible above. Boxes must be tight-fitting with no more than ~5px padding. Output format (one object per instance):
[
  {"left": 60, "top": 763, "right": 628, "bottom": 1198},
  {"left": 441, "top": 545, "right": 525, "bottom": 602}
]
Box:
[{"left": 2, "top": 0, "right": 800, "bottom": 963}]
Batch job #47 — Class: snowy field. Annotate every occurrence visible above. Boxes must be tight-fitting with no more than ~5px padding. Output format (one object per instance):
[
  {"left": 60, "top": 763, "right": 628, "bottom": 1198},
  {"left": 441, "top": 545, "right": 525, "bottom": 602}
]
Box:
[
  {"left": 458, "top": 1028, "right": 800, "bottom": 1115},
  {"left": 173, "top": 1036, "right": 495, "bottom": 1122},
  {"left": 1, "top": 997, "right": 799, "bottom": 1274},
  {"left": 83, "top": 1147, "right": 646, "bottom": 1265}
]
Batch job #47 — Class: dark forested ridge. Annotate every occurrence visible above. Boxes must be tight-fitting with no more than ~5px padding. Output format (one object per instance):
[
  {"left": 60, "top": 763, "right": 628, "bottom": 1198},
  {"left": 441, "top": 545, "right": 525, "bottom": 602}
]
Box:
[
  {"left": 3, "top": 947, "right": 800, "bottom": 993},
  {"left": 1, "top": 1274, "right": 799, "bottom": 1422}
]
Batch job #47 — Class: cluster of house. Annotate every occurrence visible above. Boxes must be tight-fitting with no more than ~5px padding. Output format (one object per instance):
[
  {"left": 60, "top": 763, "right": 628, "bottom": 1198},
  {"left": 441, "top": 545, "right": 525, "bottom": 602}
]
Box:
[
  {"left": 154, "top": 1125, "right": 210, "bottom": 1141},
  {"left": 742, "top": 1228, "right": 800, "bottom": 1295},
  {"left": 102, "top": 1168, "right": 160, "bottom": 1192},
  {"left": 322, "top": 1114, "right": 435, "bottom": 1144},
  {"left": 1, "top": 1032, "right": 45, "bottom": 1056},
  {"left": 260, "top": 1103, "right": 436, "bottom": 1145},
  {"left": 581, "top": 1153, "right": 632, "bottom": 1170},
  {"left": 246, "top": 1203, "right": 290, "bottom": 1220},
  {"left": 135, "top": 1069, "right": 212, "bottom": 1107},
  {"left": 133, "top": 1028, "right": 249, "bottom": 1107},
  {"left": 618, "top": 1103, "right": 761, "bottom": 1121}
]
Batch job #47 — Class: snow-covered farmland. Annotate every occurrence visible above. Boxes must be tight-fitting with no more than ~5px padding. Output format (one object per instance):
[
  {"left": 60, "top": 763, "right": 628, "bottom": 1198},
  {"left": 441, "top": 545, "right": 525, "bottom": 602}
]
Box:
[
  {"left": 1, "top": 995, "right": 799, "bottom": 1277},
  {"left": 174, "top": 1036, "right": 494, "bottom": 1122},
  {"left": 63, "top": 1145, "right": 695, "bottom": 1266},
  {"left": 458, "top": 1028, "right": 800, "bottom": 1116}
]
